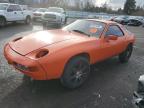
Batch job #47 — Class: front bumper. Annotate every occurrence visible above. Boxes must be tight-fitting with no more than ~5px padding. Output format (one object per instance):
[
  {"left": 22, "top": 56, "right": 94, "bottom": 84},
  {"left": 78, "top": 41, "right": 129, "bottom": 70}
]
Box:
[
  {"left": 42, "top": 20, "right": 62, "bottom": 26},
  {"left": 33, "top": 16, "right": 42, "bottom": 21},
  {"left": 4, "top": 44, "right": 47, "bottom": 80}
]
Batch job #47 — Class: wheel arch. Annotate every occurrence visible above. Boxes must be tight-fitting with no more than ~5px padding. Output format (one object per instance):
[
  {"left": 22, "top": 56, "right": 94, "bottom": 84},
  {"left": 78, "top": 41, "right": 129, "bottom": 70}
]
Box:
[
  {"left": 67, "top": 52, "right": 90, "bottom": 63},
  {"left": 61, "top": 52, "right": 90, "bottom": 78},
  {"left": 26, "top": 15, "right": 31, "bottom": 19},
  {"left": 63, "top": 52, "right": 90, "bottom": 72},
  {"left": 0, "top": 15, "right": 6, "bottom": 21}
]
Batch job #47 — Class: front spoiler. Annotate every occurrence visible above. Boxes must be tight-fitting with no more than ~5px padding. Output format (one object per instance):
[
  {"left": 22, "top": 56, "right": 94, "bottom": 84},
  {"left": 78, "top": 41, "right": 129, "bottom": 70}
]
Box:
[{"left": 4, "top": 44, "right": 47, "bottom": 80}]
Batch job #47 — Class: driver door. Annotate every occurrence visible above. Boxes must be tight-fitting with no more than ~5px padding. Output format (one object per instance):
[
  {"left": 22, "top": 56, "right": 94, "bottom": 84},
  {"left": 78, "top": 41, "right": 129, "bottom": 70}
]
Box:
[{"left": 101, "top": 25, "right": 127, "bottom": 59}]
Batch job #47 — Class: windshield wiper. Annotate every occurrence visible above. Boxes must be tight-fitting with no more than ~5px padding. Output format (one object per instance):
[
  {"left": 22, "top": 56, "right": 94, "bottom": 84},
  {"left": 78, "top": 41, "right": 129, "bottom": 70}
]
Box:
[{"left": 72, "top": 30, "right": 90, "bottom": 37}]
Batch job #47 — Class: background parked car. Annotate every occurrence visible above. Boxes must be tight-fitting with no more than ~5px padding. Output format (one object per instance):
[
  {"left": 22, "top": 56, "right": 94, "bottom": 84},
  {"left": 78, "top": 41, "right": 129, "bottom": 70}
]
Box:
[
  {"left": 88, "top": 15, "right": 111, "bottom": 21},
  {"left": 0, "top": 3, "right": 32, "bottom": 27},
  {"left": 113, "top": 16, "right": 130, "bottom": 25},
  {"left": 127, "top": 19, "right": 143, "bottom": 26},
  {"left": 110, "top": 16, "right": 118, "bottom": 21},
  {"left": 42, "top": 7, "right": 67, "bottom": 29},
  {"left": 87, "top": 14, "right": 101, "bottom": 19},
  {"left": 33, "top": 8, "right": 48, "bottom": 21}
]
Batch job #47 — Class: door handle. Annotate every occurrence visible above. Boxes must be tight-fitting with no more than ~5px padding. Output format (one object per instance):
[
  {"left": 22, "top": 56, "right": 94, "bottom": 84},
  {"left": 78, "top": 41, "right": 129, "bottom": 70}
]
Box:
[{"left": 14, "top": 12, "right": 17, "bottom": 14}]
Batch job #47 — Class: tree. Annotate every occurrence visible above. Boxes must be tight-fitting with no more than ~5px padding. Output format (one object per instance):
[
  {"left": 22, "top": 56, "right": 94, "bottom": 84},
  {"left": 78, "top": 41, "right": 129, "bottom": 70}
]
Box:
[
  {"left": 117, "top": 8, "right": 123, "bottom": 14},
  {"left": 83, "top": 0, "right": 95, "bottom": 11},
  {"left": 123, "top": 0, "right": 136, "bottom": 15}
]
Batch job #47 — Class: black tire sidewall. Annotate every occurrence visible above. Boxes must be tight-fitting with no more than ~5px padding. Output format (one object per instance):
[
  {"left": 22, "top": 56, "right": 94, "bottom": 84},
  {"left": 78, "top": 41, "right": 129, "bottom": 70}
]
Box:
[
  {"left": 119, "top": 44, "right": 133, "bottom": 63},
  {"left": 0, "top": 17, "right": 6, "bottom": 27},
  {"left": 61, "top": 56, "right": 90, "bottom": 89},
  {"left": 25, "top": 16, "right": 31, "bottom": 24}
]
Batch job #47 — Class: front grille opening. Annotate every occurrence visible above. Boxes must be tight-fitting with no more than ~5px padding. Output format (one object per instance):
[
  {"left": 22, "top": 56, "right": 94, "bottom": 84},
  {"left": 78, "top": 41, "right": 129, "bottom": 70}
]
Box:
[
  {"left": 13, "top": 62, "right": 29, "bottom": 71},
  {"left": 44, "top": 14, "right": 56, "bottom": 19}
]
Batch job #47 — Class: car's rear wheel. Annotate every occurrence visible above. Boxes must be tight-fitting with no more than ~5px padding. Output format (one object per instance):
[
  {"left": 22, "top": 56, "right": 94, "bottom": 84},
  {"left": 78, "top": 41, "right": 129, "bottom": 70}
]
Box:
[
  {"left": 0, "top": 17, "right": 6, "bottom": 27},
  {"left": 23, "top": 75, "right": 34, "bottom": 83},
  {"left": 60, "top": 56, "right": 90, "bottom": 89},
  {"left": 119, "top": 44, "right": 133, "bottom": 63}
]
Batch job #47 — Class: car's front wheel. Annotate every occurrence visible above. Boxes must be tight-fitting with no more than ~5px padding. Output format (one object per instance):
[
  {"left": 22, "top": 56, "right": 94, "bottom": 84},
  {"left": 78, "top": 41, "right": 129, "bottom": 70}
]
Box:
[
  {"left": 119, "top": 44, "right": 133, "bottom": 63},
  {"left": 25, "top": 16, "right": 31, "bottom": 25},
  {"left": 61, "top": 56, "right": 90, "bottom": 89}
]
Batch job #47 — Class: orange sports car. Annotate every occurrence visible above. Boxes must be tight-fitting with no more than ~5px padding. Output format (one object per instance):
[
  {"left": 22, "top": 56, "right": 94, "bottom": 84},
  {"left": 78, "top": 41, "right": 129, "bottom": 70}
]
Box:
[{"left": 4, "top": 19, "right": 135, "bottom": 89}]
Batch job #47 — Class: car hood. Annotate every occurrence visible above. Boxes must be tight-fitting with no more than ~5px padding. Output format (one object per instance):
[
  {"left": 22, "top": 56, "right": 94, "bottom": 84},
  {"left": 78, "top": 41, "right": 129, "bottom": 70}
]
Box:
[{"left": 9, "top": 30, "right": 85, "bottom": 56}]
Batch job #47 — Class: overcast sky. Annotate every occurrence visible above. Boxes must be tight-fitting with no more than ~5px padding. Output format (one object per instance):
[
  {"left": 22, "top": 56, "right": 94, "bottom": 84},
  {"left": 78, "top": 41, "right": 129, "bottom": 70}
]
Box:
[{"left": 95, "top": 0, "right": 144, "bottom": 9}]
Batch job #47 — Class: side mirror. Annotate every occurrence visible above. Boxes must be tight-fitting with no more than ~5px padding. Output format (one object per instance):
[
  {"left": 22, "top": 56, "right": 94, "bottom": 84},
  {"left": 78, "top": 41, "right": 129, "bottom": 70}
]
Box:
[
  {"left": 106, "top": 35, "right": 118, "bottom": 40},
  {"left": 7, "top": 9, "right": 13, "bottom": 12}
]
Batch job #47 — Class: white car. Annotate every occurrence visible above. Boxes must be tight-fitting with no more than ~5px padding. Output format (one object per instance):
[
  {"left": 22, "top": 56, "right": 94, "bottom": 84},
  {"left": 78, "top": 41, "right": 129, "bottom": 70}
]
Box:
[
  {"left": 42, "top": 7, "right": 67, "bottom": 28},
  {"left": 33, "top": 8, "right": 48, "bottom": 21},
  {"left": 0, "top": 3, "right": 32, "bottom": 27}
]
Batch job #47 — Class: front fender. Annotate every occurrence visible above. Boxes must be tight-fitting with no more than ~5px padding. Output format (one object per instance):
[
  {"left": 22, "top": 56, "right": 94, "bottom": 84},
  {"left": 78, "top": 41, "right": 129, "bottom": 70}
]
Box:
[{"left": 37, "top": 40, "right": 95, "bottom": 80}]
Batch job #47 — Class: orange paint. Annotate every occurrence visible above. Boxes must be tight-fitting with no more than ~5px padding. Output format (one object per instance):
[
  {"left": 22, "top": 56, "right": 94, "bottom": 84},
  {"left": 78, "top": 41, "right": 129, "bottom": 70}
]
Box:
[{"left": 4, "top": 20, "right": 135, "bottom": 80}]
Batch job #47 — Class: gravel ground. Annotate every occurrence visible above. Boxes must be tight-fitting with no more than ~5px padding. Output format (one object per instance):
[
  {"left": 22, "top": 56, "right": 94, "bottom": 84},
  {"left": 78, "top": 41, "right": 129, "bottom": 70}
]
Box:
[{"left": 0, "top": 21, "right": 144, "bottom": 108}]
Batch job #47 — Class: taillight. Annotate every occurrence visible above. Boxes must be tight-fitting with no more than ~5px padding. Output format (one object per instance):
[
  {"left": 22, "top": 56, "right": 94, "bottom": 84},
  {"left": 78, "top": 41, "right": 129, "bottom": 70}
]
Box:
[{"left": 36, "top": 50, "right": 49, "bottom": 58}]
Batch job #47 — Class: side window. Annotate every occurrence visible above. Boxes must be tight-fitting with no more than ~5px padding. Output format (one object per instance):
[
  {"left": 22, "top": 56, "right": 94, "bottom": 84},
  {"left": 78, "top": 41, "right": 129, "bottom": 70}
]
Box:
[
  {"left": 12, "top": 5, "right": 21, "bottom": 11},
  {"left": 106, "top": 25, "right": 124, "bottom": 37},
  {"left": 15, "top": 5, "right": 22, "bottom": 11},
  {"left": 12, "top": 5, "right": 17, "bottom": 11},
  {"left": 7, "top": 5, "right": 14, "bottom": 12}
]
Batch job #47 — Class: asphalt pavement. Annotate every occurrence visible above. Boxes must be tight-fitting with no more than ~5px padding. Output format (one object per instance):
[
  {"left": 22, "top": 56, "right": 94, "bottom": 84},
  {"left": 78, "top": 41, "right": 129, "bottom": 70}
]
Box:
[{"left": 0, "top": 20, "right": 144, "bottom": 108}]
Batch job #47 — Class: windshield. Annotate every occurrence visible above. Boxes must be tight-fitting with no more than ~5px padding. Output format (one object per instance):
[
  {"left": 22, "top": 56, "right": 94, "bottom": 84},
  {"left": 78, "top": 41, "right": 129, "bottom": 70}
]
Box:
[
  {"left": 63, "top": 20, "right": 105, "bottom": 38},
  {"left": 47, "top": 8, "right": 63, "bottom": 13},
  {"left": 0, "top": 4, "right": 8, "bottom": 10},
  {"left": 37, "top": 8, "right": 47, "bottom": 12}
]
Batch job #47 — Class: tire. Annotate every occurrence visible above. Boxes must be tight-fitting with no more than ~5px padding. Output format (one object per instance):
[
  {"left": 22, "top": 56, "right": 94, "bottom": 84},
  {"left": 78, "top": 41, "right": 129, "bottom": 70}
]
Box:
[
  {"left": 58, "top": 23, "right": 62, "bottom": 28},
  {"left": 60, "top": 56, "right": 90, "bottom": 89},
  {"left": 64, "top": 17, "right": 67, "bottom": 24},
  {"left": 43, "top": 22, "right": 48, "bottom": 30},
  {"left": 0, "top": 17, "right": 6, "bottom": 27},
  {"left": 43, "top": 25, "right": 47, "bottom": 30},
  {"left": 23, "top": 75, "right": 33, "bottom": 83},
  {"left": 25, "top": 16, "right": 31, "bottom": 25},
  {"left": 119, "top": 44, "right": 133, "bottom": 63}
]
